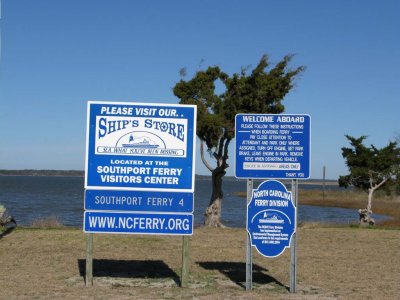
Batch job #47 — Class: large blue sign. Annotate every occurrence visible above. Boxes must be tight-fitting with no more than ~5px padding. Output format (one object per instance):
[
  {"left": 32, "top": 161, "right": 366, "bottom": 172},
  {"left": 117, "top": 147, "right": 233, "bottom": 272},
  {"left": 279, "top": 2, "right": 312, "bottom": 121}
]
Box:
[
  {"left": 235, "top": 114, "right": 310, "bottom": 179},
  {"left": 84, "top": 101, "right": 197, "bottom": 235},
  {"left": 247, "top": 180, "right": 296, "bottom": 257},
  {"left": 85, "top": 102, "right": 197, "bottom": 192},
  {"left": 85, "top": 189, "right": 193, "bottom": 213},
  {"left": 84, "top": 211, "right": 193, "bottom": 235}
]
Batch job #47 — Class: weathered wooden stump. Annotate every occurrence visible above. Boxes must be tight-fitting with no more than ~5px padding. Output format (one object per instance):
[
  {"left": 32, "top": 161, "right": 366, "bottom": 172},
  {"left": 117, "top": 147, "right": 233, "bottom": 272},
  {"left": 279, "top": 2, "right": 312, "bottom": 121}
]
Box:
[
  {"left": 0, "top": 205, "right": 17, "bottom": 228},
  {"left": 358, "top": 208, "right": 375, "bottom": 226}
]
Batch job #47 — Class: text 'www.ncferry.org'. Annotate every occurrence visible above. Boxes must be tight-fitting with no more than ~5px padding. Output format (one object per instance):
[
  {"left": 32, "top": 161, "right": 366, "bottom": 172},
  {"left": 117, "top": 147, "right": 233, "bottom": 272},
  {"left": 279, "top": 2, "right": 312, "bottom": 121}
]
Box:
[{"left": 84, "top": 212, "right": 193, "bottom": 235}]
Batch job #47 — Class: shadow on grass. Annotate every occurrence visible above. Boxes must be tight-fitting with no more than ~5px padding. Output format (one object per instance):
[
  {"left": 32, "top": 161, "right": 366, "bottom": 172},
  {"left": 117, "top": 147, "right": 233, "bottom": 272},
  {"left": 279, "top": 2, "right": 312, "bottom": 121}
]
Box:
[
  {"left": 197, "top": 261, "right": 287, "bottom": 290},
  {"left": 78, "top": 259, "right": 180, "bottom": 286},
  {"left": 0, "top": 226, "right": 17, "bottom": 239}
]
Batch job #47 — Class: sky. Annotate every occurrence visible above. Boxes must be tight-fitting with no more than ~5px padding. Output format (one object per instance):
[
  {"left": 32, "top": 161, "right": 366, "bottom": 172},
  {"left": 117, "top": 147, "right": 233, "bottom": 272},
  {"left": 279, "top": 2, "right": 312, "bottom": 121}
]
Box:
[{"left": 0, "top": 0, "right": 399, "bottom": 180}]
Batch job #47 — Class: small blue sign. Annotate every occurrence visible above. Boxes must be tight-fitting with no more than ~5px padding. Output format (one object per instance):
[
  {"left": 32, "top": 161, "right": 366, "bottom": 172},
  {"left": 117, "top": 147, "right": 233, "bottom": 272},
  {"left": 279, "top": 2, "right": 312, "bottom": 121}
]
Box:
[
  {"left": 84, "top": 211, "right": 193, "bottom": 235},
  {"left": 85, "top": 102, "right": 197, "bottom": 192},
  {"left": 235, "top": 114, "right": 310, "bottom": 179},
  {"left": 247, "top": 180, "right": 296, "bottom": 257},
  {"left": 85, "top": 190, "right": 193, "bottom": 213}
]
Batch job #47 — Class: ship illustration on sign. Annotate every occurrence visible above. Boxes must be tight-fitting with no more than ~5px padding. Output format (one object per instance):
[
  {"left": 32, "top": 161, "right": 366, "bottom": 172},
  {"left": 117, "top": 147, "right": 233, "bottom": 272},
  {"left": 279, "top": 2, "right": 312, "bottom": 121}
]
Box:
[
  {"left": 116, "top": 131, "right": 166, "bottom": 149},
  {"left": 259, "top": 212, "right": 285, "bottom": 224},
  {"left": 122, "top": 135, "right": 160, "bottom": 148}
]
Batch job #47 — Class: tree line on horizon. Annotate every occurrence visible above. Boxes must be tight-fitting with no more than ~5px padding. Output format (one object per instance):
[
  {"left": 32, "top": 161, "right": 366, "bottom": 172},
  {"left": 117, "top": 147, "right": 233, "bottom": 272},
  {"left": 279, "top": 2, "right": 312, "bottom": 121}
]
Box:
[{"left": 0, "top": 170, "right": 85, "bottom": 176}]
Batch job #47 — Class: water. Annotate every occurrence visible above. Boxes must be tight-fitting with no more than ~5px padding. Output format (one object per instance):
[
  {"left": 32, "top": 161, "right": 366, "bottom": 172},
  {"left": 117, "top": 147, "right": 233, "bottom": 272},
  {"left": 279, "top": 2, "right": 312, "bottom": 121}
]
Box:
[{"left": 0, "top": 175, "right": 389, "bottom": 227}]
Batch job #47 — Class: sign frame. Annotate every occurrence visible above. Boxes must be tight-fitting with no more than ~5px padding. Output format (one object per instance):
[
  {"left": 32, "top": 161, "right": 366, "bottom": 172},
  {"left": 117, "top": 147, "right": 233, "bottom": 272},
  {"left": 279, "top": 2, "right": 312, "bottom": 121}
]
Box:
[
  {"left": 247, "top": 179, "right": 296, "bottom": 258},
  {"left": 84, "top": 101, "right": 197, "bottom": 192},
  {"left": 84, "top": 211, "right": 193, "bottom": 236},
  {"left": 84, "top": 189, "right": 194, "bottom": 213},
  {"left": 235, "top": 114, "right": 311, "bottom": 180}
]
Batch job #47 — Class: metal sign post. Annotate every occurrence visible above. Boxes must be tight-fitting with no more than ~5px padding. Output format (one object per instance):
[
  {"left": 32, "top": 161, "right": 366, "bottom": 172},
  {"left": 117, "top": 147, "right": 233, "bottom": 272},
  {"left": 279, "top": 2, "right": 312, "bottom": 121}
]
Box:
[
  {"left": 290, "top": 179, "right": 298, "bottom": 293},
  {"left": 85, "top": 233, "right": 93, "bottom": 287},
  {"left": 246, "top": 179, "right": 253, "bottom": 291},
  {"left": 181, "top": 235, "right": 190, "bottom": 287}
]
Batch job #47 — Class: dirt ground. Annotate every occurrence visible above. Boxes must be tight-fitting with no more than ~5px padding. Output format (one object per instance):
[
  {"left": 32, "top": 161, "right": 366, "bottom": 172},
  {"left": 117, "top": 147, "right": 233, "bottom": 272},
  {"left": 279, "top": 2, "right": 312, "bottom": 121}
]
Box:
[{"left": 0, "top": 226, "right": 399, "bottom": 299}]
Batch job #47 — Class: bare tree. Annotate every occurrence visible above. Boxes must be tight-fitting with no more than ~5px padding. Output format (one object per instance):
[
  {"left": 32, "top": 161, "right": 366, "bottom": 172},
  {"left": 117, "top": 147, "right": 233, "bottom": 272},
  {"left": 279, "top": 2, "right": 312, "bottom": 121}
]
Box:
[{"left": 339, "top": 135, "right": 400, "bottom": 225}]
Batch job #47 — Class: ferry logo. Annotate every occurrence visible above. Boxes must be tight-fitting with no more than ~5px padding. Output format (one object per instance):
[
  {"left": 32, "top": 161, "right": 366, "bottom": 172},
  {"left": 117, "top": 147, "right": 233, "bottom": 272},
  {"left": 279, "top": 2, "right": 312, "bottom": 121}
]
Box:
[
  {"left": 251, "top": 209, "right": 291, "bottom": 225},
  {"left": 259, "top": 212, "right": 285, "bottom": 224},
  {"left": 117, "top": 132, "right": 165, "bottom": 149}
]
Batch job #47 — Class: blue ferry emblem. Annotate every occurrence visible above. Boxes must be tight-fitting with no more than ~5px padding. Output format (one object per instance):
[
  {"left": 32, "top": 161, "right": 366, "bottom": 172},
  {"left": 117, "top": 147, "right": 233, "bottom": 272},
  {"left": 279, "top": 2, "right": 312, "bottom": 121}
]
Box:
[
  {"left": 116, "top": 131, "right": 166, "bottom": 149},
  {"left": 122, "top": 135, "right": 160, "bottom": 148},
  {"left": 259, "top": 212, "right": 285, "bottom": 224}
]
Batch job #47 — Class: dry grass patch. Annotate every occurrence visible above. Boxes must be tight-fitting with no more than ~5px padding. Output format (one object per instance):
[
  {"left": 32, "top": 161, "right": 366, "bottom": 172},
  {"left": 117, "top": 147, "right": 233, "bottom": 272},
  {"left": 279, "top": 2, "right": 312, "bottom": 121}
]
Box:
[
  {"left": 0, "top": 227, "right": 399, "bottom": 299},
  {"left": 30, "top": 216, "right": 66, "bottom": 228}
]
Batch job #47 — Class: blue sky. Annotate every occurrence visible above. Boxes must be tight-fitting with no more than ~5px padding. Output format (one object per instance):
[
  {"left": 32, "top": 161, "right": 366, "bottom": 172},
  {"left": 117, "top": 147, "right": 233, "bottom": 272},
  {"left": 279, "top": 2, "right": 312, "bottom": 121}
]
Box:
[{"left": 1, "top": 0, "right": 399, "bottom": 180}]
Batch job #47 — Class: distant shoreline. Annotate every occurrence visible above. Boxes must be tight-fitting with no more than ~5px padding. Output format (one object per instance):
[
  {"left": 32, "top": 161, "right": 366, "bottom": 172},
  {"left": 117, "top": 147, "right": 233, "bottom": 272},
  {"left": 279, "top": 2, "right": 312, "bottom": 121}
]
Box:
[
  {"left": 0, "top": 170, "right": 338, "bottom": 185},
  {"left": 0, "top": 169, "right": 338, "bottom": 184},
  {"left": 0, "top": 170, "right": 84, "bottom": 177}
]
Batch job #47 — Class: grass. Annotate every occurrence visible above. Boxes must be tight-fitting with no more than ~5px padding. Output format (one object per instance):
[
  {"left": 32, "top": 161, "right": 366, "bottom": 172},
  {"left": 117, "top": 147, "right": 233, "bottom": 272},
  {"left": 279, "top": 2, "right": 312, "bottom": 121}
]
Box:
[
  {"left": 30, "top": 216, "right": 66, "bottom": 228},
  {"left": 0, "top": 227, "right": 399, "bottom": 299}
]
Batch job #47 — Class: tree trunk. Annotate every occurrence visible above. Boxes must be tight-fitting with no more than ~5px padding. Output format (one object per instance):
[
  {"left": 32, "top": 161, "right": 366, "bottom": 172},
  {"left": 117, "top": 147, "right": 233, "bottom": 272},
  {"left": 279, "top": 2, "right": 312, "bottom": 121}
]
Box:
[
  {"left": 359, "top": 175, "right": 388, "bottom": 226},
  {"left": 359, "top": 188, "right": 375, "bottom": 226},
  {"left": 204, "top": 166, "right": 226, "bottom": 227},
  {"left": 367, "top": 188, "right": 373, "bottom": 212},
  {"left": 0, "top": 208, "right": 17, "bottom": 228}
]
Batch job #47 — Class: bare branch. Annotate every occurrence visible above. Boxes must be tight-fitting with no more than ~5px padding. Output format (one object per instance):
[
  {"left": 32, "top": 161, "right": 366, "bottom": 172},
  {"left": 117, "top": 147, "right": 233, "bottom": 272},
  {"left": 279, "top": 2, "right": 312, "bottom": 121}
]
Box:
[
  {"left": 200, "top": 141, "right": 214, "bottom": 172},
  {"left": 223, "top": 138, "right": 231, "bottom": 159},
  {"left": 372, "top": 177, "right": 389, "bottom": 191},
  {"left": 221, "top": 138, "right": 231, "bottom": 168},
  {"left": 217, "top": 134, "right": 225, "bottom": 158}
]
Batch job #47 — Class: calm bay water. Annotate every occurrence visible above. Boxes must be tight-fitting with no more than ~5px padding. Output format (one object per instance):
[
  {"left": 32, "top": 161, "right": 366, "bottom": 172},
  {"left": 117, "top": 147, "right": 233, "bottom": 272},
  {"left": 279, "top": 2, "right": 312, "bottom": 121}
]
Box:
[{"left": 0, "top": 175, "right": 389, "bottom": 227}]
